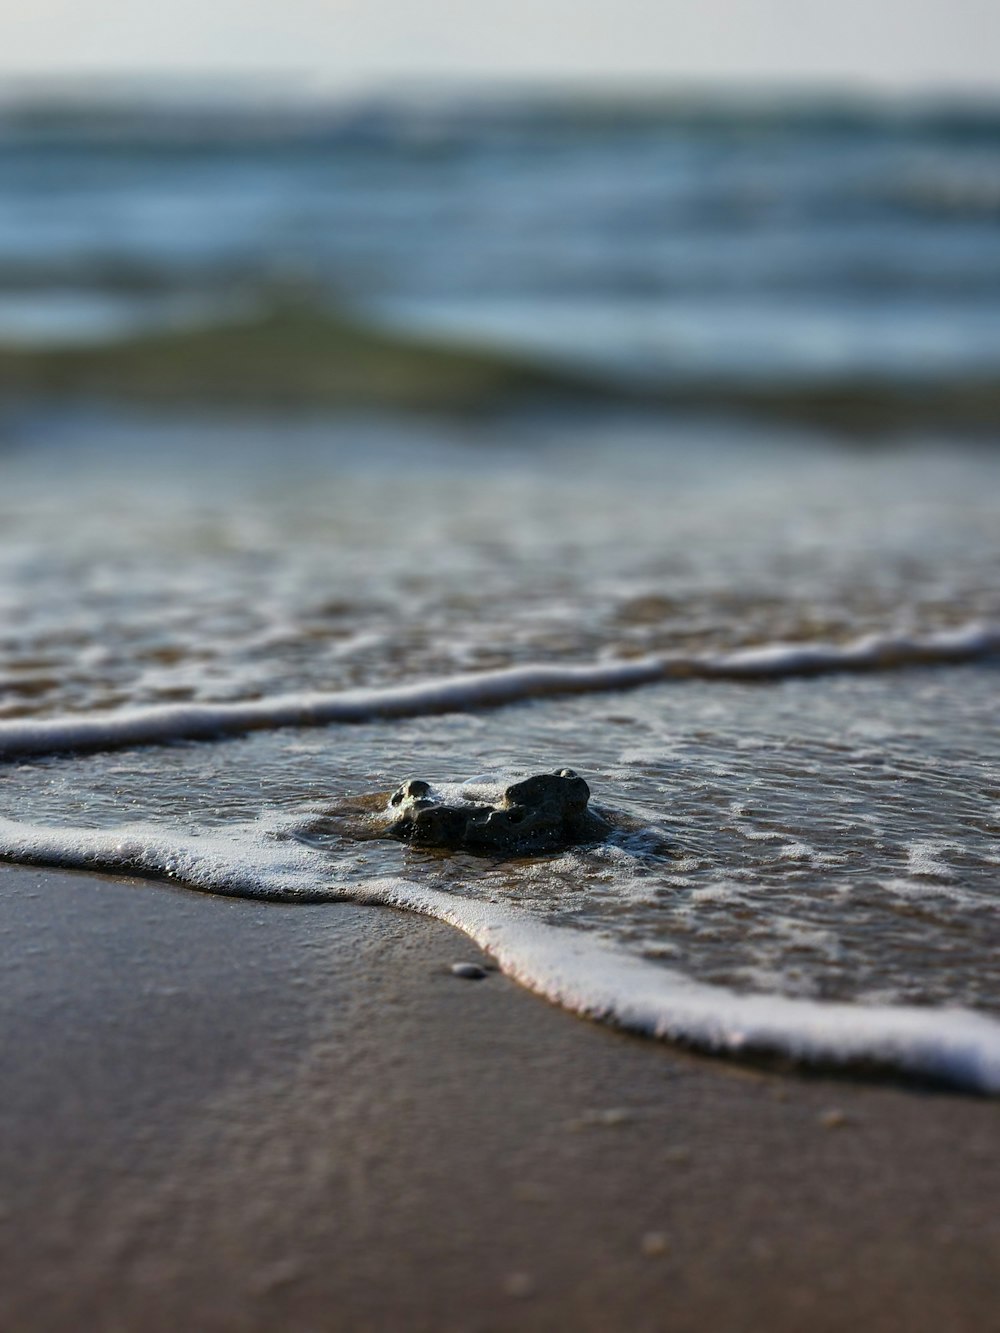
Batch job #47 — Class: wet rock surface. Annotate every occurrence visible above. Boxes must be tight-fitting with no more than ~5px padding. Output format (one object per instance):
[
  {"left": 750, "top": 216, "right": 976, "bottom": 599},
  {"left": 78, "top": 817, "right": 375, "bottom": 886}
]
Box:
[{"left": 383, "top": 770, "right": 613, "bottom": 855}]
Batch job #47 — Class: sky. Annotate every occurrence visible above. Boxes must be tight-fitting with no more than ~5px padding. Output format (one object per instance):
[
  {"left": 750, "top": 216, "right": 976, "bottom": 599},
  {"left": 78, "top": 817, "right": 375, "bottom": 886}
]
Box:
[{"left": 1, "top": 0, "right": 999, "bottom": 94}]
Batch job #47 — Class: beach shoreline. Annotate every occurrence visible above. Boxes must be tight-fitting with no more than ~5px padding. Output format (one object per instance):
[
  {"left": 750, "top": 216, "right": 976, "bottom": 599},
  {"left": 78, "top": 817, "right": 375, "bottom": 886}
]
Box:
[{"left": 1, "top": 861, "right": 997, "bottom": 1332}]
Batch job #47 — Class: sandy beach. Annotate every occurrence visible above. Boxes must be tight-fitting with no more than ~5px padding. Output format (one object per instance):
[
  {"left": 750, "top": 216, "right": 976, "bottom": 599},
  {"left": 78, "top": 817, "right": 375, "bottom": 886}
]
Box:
[{"left": 0, "top": 861, "right": 996, "bottom": 1333}]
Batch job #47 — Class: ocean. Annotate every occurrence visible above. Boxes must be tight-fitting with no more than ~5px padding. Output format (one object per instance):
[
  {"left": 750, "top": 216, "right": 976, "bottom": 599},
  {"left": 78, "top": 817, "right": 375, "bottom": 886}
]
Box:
[{"left": 0, "top": 92, "right": 998, "bottom": 1090}]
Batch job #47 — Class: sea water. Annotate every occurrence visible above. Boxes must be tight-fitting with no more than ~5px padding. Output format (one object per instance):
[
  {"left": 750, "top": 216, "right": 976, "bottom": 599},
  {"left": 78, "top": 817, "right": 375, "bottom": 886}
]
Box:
[
  {"left": 0, "top": 411, "right": 998, "bottom": 1090},
  {"left": 3, "top": 95, "right": 1000, "bottom": 390},
  {"left": 2, "top": 94, "right": 1000, "bottom": 1087}
]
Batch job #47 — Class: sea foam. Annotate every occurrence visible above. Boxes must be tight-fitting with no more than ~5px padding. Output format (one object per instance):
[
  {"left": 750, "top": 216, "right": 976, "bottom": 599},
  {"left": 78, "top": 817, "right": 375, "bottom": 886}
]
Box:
[
  {"left": 2, "top": 814, "right": 998, "bottom": 1094},
  {"left": 0, "top": 622, "right": 996, "bottom": 759}
]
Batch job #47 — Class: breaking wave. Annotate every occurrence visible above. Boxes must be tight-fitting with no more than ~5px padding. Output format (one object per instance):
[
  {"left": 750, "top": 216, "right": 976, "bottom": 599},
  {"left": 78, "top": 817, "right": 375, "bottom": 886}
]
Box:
[{"left": 1, "top": 622, "right": 996, "bottom": 760}]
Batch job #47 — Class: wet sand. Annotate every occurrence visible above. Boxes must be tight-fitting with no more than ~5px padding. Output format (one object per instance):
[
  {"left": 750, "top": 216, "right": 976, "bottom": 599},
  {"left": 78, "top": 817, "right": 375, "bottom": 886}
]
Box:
[{"left": 0, "top": 862, "right": 997, "bottom": 1333}]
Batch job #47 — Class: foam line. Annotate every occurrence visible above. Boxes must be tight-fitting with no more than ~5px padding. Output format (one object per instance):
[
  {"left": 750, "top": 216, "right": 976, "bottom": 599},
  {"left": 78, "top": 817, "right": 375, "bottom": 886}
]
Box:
[
  {"left": 1, "top": 622, "right": 997, "bottom": 760},
  {"left": 1, "top": 816, "right": 999, "bottom": 1093},
  {"left": 375, "top": 881, "right": 1000, "bottom": 1096}
]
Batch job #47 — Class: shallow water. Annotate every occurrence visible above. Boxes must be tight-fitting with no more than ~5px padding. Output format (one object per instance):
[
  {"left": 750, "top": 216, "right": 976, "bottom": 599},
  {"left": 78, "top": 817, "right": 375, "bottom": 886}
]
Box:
[
  {"left": 0, "top": 412, "right": 998, "bottom": 1086},
  {"left": 2, "top": 411, "right": 998, "bottom": 716},
  {"left": 3, "top": 668, "right": 999, "bottom": 1018}
]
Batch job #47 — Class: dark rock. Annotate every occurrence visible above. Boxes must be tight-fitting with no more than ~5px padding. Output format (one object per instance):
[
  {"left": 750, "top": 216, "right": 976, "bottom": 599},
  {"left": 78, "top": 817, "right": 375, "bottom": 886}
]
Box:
[
  {"left": 382, "top": 768, "right": 611, "bottom": 855},
  {"left": 450, "top": 962, "right": 489, "bottom": 980}
]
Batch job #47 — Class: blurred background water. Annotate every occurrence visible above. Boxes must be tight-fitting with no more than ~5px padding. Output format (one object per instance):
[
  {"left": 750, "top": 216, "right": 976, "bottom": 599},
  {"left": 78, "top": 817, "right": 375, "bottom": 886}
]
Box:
[{"left": 1, "top": 92, "right": 1000, "bottom": 406}]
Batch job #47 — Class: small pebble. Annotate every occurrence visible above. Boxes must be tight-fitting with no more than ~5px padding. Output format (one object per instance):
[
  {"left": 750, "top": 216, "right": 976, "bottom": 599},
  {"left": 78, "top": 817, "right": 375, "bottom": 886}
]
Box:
[
  {"left": 503, "top": 1272, "right": 535, "bottom": 1299},
  {"left": 567, "top": 1107, "right": 634, "bottom": 1131},
  {"left": 450, "top": 962, "right": 488, "bottom": 980},
  {"left": 640, "top": 1231, "right": 669, "bottom": 1257},
  {"left": 662, "top": 1144, "right": 691, "bottom": 1164},
  {"left": 819, "top": 1107, "right": 849, "bottom": 1129},
  {"left": 593, "top": 1107, "right": 631, "bottom": 1126},
  {"left": 249, "top": 1258, "right": 303, "bottom": 1294},
  {"left": 512, "top": 1181, "right": 552, "bottom": 1203}
]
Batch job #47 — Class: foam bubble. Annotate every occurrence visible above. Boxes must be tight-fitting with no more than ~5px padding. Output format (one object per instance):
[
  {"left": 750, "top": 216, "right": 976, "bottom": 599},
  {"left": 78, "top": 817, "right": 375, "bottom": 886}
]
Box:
[{"left": 906, "top": 840, "right": 961, "bottom": 881}]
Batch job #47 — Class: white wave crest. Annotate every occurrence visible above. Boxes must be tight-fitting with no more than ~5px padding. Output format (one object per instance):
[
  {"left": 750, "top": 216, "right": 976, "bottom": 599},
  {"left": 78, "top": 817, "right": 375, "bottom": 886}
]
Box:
[{"left": 0, "top": 622, "right": 997, "bottom": 760}]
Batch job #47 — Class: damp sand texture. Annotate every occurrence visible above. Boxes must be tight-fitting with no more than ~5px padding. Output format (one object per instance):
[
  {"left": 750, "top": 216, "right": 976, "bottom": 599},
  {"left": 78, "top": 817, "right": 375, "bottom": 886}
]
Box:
[{"left": 1, "top": 862, "right": 998, "bottom": 1333}]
